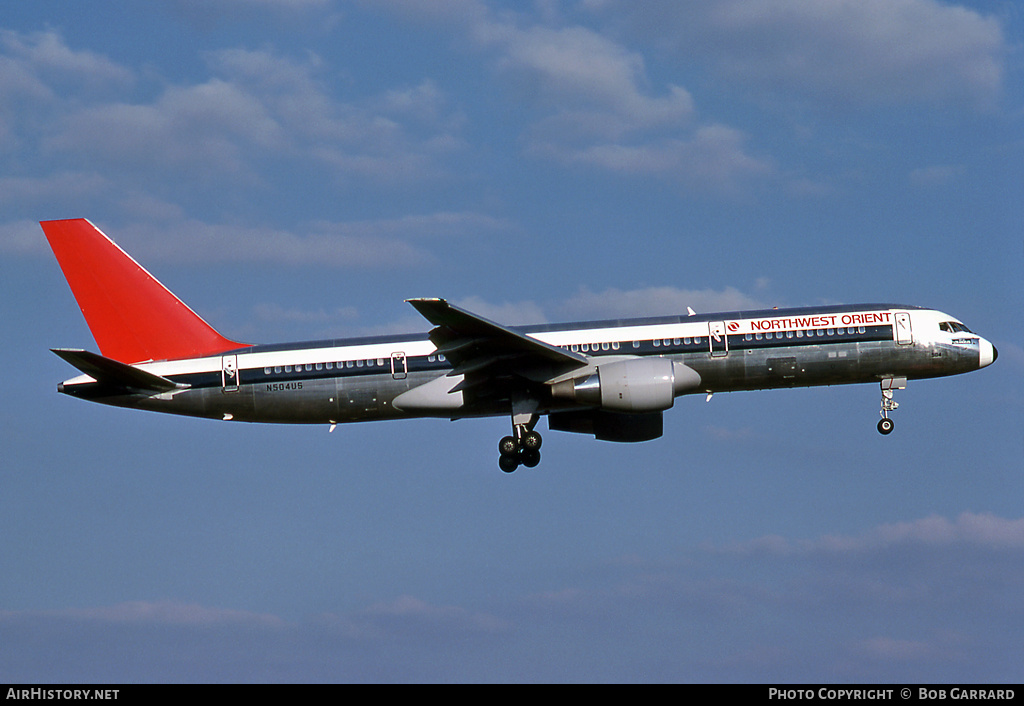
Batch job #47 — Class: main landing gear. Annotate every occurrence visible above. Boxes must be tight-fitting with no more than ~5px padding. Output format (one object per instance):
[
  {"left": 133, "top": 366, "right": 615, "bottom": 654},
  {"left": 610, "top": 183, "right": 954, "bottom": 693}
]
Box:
[
  {"left": 498, "top": 413, "right": 543, "bottom": 473},
  {"left": 877, "top": 377, "right": 906, "bottom": 435}
]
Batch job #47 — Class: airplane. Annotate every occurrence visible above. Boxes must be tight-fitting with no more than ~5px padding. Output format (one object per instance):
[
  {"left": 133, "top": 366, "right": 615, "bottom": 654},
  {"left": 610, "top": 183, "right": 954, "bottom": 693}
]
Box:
[{"left": 42, "top": 218, "right": 997, "bottom": 472}]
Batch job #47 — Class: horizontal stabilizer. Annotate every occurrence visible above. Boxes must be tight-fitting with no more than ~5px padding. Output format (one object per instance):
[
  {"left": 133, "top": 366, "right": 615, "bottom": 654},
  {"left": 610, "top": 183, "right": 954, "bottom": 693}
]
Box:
[{"left": 52, "top": 348, "right": 186, "bottom": 392}]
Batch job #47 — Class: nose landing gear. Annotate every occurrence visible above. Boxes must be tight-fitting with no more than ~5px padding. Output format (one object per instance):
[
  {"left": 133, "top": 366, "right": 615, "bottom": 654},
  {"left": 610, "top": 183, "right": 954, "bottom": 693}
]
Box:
[{"left": 877, "top": 377, "right": 906, "bottom": 435}]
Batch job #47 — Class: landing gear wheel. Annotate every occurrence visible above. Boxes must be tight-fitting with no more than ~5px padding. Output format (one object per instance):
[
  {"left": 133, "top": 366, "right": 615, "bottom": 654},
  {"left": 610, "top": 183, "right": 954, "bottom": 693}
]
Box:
[
  {"left": 521, "top": 430, "right": 542, "bottom": 452},
  {"left": 498, "top": 436, "right": 519, "bottom": 456},
  {"left": 498, "top": 455, "right": 520, "bottom": 473},
  {"left": 877, "top": 418, "right": 894, "bottom": 435}
]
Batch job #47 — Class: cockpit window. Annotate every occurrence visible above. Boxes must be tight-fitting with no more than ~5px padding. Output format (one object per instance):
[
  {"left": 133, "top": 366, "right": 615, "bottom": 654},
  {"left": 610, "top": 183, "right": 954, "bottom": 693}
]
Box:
[{"left": 939, "top": 321, "right": 973, "bottom": 334}]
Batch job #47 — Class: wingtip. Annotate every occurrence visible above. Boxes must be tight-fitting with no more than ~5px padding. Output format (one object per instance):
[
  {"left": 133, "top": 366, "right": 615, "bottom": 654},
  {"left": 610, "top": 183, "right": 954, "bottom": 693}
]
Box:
[{"left": 406, "top": 297, "right": 449, "bottom": 314}]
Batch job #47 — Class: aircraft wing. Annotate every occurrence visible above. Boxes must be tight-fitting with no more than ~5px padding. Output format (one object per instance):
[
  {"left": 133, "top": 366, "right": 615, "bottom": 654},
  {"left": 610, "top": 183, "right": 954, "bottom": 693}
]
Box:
[{"left": 407, "top": 298, "right": 588, "bottom": 385}]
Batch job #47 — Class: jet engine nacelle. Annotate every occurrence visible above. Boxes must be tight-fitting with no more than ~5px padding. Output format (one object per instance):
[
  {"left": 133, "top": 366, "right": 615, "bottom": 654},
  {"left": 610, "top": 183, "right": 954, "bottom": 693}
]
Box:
[{"left": 550, "top": 358, "right": 701, "bottom": 413}]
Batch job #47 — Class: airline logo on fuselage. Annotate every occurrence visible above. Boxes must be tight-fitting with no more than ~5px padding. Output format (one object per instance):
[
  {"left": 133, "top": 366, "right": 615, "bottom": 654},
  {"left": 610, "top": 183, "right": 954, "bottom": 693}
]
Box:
[{"left": 739, "top": 311, "right": 893, "bottom": 334}]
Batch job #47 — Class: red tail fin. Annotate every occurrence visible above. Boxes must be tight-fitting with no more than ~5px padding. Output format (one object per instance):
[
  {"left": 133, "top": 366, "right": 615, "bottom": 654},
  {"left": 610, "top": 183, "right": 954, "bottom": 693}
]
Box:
[{"left": 41, "top": 219, "right": 247, "bottom": 363}]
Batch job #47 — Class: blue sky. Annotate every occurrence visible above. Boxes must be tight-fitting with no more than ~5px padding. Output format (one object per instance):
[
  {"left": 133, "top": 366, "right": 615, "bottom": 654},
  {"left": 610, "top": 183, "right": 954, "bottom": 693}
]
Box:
[{"left": 1, "top": 0, "right": 1021, "bottom": 683}]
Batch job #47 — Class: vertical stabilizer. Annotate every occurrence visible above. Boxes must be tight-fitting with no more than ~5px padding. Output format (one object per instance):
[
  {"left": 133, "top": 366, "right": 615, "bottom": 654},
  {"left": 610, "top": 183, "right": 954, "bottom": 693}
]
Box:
[{"left": 41, "top": 218, "right": 247, "bottom": 363}]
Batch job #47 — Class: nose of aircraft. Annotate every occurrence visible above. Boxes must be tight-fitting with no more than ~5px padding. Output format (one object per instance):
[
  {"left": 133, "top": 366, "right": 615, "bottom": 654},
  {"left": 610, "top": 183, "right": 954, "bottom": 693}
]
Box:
[{"left": 980, "top": 339, "right": 997, "bottom": 368}]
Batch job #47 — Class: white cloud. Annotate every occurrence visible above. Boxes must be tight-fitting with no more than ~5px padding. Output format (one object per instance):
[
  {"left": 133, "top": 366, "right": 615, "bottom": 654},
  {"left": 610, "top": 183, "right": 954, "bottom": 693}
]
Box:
[
  {"left": 0, "top": 34, "right": 466, "bottom": 185},
  {"left": 371, "top": 2, "right": 770, "bottom": 188},
  {"left": 426, "top": 284, "right": 766, "bottom": 329},
  {"left": 252, "top": 302, "right": 360, "bottom": 326},
  {"left": 0, "top": 600, "right": 285, "bottom": 627},
  {"left": 357, "top": 595, "right": 509, "bottom": 634},
  {"left": 207, "top": 48, "right": 466, "bottom": 179},
  {"left": 0, "top": 172, "right": 110, "bottom": 206},
  {"left": 0, "top": 219, "right": 49, "bottom": 255},
  {"left": 1, "top": 513, "right": 1021, "bottom": 681},
  {"left": 479, "top": 18, "right": 752, "bottom": 184},
  {"left": 67, "top": 210, "right": 513, "bottom": 268},
  {"left": 0, "top": 30, "right": 135, "bottom": 153},
  {"left": 540, "top": 124, "right": 772, "bottom": 188},
  {"left": 855, "top": 636, "right": 951, "bottom": 663},
  {"left": 865, "top": 512, "right": 1024, "bottom": 550},
  {"left": 452, "top": 295, "right": 549, "bottom": 326},
  {"left": 121, "top": 220, "right": 427, "bottom": 268},
  {"left": 722, "top": 512, "right": 1024, "bottom": 555},
  {"left": 362, "top": 0, "right": 489, "bottom": 26},
  {"left": 557, "top": 284, "right": 766, "bottom": 320},
  {"left": 46, "top": 79, "right": 283, "bottom": 174},
  {"left": 0, "top": 29, "right": 134, "bottom": 89},
  {"left": 909, "top": 164, "right": 961, "bottom": 186},
  {"left": 597, "top": 0, "right": 1006, "bottom": 109},
  {"left": 492, "top": 24, "right": 694, "bottom": 140}
]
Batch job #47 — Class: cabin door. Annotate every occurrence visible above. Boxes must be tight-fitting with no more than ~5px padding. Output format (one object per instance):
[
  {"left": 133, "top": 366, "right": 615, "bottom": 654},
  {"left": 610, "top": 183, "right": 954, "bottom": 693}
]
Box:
[
  {"left": 709, "top": 321, "right": 729, "bottom": 357},
  {"left": 391, "top": 351, "right": 408, "bottom": 380},
  {"left": 221, "top": 354, "right": 239, "bottom": 392},
  {"left": 895, "top": 312, "right": 913, "bottom": 345}
]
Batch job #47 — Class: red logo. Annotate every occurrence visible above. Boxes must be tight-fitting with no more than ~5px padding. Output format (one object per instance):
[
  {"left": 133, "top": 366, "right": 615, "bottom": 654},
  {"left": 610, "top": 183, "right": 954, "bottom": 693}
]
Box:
[{"left": 727, "top": 321, "right": 740, "bottom": 332}]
